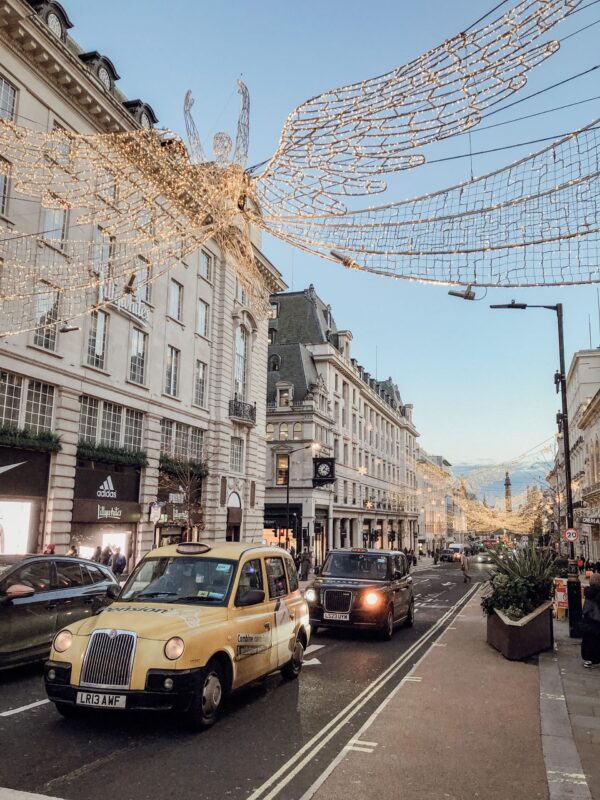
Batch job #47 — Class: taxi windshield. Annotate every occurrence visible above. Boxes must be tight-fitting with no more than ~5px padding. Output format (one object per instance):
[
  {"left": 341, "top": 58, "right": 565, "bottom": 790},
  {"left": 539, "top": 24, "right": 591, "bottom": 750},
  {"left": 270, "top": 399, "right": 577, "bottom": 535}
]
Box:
[
  {"left": 120, "top": 557, "right": 236, "bottom": 605},
  {"left": 321, "top": 552, "right": 390, "bottom": 581}
]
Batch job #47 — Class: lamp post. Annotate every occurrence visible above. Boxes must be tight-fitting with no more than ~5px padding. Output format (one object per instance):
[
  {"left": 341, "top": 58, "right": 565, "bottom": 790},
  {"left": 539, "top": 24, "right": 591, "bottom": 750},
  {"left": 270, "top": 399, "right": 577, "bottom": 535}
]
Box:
[
  {"left": 490, "top": 300, "right": 582, "bottom": 636},
  {"left": 284, "top": 441, "right": 321, "bottom": 553}
]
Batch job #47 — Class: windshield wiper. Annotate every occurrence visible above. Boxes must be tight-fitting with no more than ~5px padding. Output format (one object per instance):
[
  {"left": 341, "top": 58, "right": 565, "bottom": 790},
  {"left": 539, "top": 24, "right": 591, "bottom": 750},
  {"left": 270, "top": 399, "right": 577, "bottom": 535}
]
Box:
[
  {"left": 167, "top": 595, "right": 221, "bottom": 604},
  {"left": 131, "top": 591, "right": 179, "bottom": 600}
]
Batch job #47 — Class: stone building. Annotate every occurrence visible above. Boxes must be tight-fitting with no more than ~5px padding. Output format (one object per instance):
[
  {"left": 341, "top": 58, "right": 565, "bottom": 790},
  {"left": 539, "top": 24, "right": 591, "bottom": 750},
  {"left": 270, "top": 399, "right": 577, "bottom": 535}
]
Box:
[
  {"left": 263, "top": 286, "right": 419, "bottom": 566},
  {"left": 0, "top": 0, "right": 284, "bottom": 562}
]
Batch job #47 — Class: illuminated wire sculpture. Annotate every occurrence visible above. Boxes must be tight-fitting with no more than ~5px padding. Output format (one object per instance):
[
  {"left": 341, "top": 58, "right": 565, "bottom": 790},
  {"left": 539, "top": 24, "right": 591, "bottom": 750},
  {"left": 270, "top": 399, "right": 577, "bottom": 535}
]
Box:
[{"left": 0, "top": 0, "right": 587, "bottom": 336}]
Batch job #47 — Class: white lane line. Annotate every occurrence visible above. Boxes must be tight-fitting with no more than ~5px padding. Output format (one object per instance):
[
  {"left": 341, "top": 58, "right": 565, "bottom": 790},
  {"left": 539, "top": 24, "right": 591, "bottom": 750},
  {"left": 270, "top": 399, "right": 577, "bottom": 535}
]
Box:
[
  {"left": 346, "top": 745, "right": 374, "bottom": 754},
  {"left": 0, "top": 699, "right": 50, "bottom": 717},
  {"left": 303, "top": 658, "right": 321, "bottom": 666},
  {"left": 405, "top": 677, "right": 422, "bottom": 682},
  {"left": 250, "top": 582, "right": 480, "bottom": 800},
  {"left": 432, "top": 642, "right": 447, "bottom": 647},
  {"left": 304, "top": 644, "right": 325, "bottom": 656},
  {"left": 0, "top": 789, "right": 65, "bottom": 799},
  {"left": 354, "top": 740, "right": 378, "bottom": 748}
]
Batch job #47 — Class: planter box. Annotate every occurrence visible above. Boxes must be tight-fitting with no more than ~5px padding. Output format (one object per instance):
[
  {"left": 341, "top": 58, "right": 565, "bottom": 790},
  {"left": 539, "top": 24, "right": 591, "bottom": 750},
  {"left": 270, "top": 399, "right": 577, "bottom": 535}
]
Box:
[{"left": 486, "top": 601, "right": 553, "bottom": 661}]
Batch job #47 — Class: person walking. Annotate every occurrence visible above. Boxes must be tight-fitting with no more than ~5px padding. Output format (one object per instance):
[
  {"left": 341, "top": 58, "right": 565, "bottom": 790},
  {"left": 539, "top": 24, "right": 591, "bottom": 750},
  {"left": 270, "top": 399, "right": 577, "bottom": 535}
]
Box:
[
  {"left": 300, "top": 548, "right": 311, "bottom": 581},
  {"left": 66, "top": 544, "right": 78, "bottom": 557},
  {"left": 577, "top": 556, "right": 585, "bottom": 574},
  {"left": 42, "top": 543, "right": 55, "bottom": 555},
  {"left": 582, "top": 572, "right": 600, "bottom": 668},
  {"left": 109, "top": 547, "right": 127, "bottom": 577},
  {"left": 91, "top": 545, "right": 102, "bottom": 562},
  {"left": 100, "top": 546, "right": 112, "bottom": 566},
  {"left": 460, "top": 551, "right": 472, "bottom": 583}
]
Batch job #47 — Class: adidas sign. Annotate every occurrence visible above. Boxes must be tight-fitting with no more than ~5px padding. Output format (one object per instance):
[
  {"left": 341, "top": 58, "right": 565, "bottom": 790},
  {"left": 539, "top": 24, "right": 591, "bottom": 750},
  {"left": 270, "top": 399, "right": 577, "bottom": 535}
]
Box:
[{"left": 97, "top": 475, "right": 117, "bottom": 499}]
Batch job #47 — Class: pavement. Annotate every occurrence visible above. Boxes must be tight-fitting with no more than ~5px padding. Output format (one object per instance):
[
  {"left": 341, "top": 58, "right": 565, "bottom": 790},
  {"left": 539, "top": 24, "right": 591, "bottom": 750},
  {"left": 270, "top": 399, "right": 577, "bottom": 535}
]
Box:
[{"left": 302, "top": 589, "right": 600, "bottom": 800}]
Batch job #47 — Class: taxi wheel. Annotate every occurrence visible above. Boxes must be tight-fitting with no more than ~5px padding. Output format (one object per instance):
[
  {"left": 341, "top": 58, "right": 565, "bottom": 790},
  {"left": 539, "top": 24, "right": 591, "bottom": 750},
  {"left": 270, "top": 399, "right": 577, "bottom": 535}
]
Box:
[
  {"left": 404, "top": 599, "right": 415, "bottom": 628},
  {"left": 281, "top": 636, "right": 304, "bottom": 680},
  {"left": 187, "top": 659, "right": 224, "bottom": 730},
  {"left": 379, "top": 606, "right": 395, "bottom": 641}
]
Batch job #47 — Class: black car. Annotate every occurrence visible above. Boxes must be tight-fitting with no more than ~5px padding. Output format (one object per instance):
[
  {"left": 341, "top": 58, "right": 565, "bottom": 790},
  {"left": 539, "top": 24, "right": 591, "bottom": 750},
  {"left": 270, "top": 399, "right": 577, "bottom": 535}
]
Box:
[
  {"left": 439, "top": 549, "right": 455, "bottom": 563},
  {"left": 0, "top": 554, "right": 119, "bottom": 669},
  {"left": 305, "top": 548, "right": 413, "bottom": 640}
]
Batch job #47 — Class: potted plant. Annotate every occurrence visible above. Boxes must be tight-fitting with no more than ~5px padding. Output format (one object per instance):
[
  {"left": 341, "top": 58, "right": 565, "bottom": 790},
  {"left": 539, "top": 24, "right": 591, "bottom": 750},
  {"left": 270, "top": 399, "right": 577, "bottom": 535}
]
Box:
[{"left": 481, "top": 546, "right": 555, "bottom": 660}]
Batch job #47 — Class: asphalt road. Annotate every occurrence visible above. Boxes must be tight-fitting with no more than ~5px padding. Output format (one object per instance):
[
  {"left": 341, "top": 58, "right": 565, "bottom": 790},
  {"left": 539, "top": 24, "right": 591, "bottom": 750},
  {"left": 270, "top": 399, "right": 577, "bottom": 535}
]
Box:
[{"left": 0, "top": 563, "right": 488, "bottom": 800}]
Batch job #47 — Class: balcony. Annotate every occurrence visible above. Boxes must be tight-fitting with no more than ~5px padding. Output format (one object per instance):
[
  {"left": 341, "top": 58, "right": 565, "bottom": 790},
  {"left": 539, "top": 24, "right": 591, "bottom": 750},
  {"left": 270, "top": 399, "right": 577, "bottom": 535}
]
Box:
[
  {"left": 582, "top": 481, "right": 600, "bottom": 499},
  {"left": 229, "top": 397, "right": 256, "bottom": 425}
]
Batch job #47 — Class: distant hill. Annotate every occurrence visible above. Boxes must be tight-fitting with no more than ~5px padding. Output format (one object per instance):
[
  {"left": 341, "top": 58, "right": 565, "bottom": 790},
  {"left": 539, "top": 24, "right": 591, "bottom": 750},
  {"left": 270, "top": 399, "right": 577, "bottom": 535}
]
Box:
[{"left": 452, "top": 460, "right": 549, "bottom": 506}]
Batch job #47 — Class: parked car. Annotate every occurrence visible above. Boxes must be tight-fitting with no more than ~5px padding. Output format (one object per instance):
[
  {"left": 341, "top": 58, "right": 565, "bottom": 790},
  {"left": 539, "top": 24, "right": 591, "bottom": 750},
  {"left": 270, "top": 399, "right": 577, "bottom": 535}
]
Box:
[
  {"left": 305, "top": 548, "right": 413, "bottom": 639},
  {"left": 0, "top": 554, "right": 118, "bottom": 669},
  {"left": 439, "top": 549, "right": 455, "bottom": 563},
  {"left": 45, "top": 542, "right": 310, "bottom": 729}
]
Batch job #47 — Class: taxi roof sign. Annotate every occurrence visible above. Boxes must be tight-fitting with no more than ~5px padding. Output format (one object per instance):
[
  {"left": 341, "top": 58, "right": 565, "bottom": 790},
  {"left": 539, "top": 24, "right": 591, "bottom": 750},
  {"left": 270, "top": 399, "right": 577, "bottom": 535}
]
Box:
[{"left": 176, "top": 542, "right": 212, "bottom": 555}]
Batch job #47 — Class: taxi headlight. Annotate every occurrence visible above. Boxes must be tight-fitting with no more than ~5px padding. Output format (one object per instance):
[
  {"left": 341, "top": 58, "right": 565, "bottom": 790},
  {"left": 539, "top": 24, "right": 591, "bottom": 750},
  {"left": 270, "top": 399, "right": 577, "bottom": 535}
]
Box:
[
  {"left": 53, "top": 630, "right": 73, "bottom": 653},
  {"left": 364, "top": 591, "right": 381, "bottom": 607},
  {"left": 304, "top": 588, "right": 317, "bottom": 603},
  {"left": 164, "top": 637, "right": 185, "bottom": 660}
]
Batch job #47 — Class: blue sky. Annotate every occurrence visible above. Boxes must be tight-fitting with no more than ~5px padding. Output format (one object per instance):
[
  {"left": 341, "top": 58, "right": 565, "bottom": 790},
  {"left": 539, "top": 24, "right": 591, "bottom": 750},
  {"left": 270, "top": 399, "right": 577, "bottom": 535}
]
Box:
[{"left": 69, "top": 1, "right": 600, "bottom": 464}]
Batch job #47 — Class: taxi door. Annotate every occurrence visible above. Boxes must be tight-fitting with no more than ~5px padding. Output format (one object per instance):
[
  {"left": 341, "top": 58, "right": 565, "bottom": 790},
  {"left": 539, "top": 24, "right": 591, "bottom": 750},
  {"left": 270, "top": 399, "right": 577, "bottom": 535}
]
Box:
[
  {"left": 264, "top": 555, "right": 295, "bottom": 668},
  {"left": 230, "top": 557, "right": 274, "bottom": 686},
  {"left": 393, "top": 554, "right": 411, "bottom": 620}
]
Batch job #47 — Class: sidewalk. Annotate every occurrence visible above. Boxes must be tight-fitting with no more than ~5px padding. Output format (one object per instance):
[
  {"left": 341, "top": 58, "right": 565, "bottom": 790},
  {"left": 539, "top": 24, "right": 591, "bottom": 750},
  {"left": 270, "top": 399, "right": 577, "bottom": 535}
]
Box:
[{"left": 309, "top": 591, "right": 551, "bottom": 800}]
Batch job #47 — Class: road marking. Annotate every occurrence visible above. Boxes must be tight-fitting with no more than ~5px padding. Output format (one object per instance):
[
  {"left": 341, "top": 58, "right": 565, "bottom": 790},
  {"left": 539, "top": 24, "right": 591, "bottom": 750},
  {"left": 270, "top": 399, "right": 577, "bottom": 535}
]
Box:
[
  {"left": 0, "top": 790, "right": 65, "bottom": 799},
  {"left": 0, "top": 699, "right": 49, "bottom": 717},
  {"left": 432, "top": 642, "right": 447, "bottom": 647},
  {"left": 346, "top": 745, "right": 374, "bottom": 753},
  {"left": 303, "top": 658, "right": 321, "bottom": 666},
  {"left": 304, "top": 644, "right": 325, "bottom": 656},
  {"left": 250, "top": 582, "right": 480, "bottom": 800},
  {"left": 354, "top": 740, "right": 378, "bottom": 747},
  {"left": 405, "top": 677, "right": 422, "bottom": 682},
  {"left": 441, "top": 582, "right": 454, "bottom": 587}
]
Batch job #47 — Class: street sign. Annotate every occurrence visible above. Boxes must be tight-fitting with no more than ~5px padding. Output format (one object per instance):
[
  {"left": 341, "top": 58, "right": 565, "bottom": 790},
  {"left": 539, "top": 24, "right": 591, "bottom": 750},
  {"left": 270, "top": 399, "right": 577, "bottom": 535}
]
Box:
[
  {"left": 149, "top": 502, "right": 163, "bottom": 524},
  {"left": 564, "top": 528, "right": 579, "bottom": 542}
]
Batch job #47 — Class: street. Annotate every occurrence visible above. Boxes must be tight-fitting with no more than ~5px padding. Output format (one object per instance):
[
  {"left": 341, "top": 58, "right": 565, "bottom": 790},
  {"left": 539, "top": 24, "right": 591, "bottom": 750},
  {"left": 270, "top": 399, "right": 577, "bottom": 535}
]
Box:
[{"left": 0, "top": 564, "right": 485, "bottom": 800}]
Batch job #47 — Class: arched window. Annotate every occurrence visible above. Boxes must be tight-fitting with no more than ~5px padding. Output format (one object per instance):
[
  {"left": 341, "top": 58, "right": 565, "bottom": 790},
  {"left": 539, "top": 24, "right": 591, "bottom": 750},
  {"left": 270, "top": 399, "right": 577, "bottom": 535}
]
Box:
[
  {"left": 234, "top": 326, "right": 248, "bottom": 400},
  {"left": 266, "top": 423, "right": 274, "bottom": 442},
  {"left": 293, "top": 422, "right": 302, "bottom": 441},
  {"left": 269, "top": 355, "right": 280, "bottom": 371},
  {"left": 280, "top": 423, "right": 289, "bottom": 441}
]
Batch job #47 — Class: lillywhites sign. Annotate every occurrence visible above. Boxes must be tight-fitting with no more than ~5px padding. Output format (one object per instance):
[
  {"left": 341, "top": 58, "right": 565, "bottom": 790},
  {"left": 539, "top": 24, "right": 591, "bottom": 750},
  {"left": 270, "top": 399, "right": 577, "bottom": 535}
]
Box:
[
  {"left": 97, "top": 504, "right": 122, "bottom": 520},
  {"left": 97, "top": 475, "right": 117, "bottom": 499}
]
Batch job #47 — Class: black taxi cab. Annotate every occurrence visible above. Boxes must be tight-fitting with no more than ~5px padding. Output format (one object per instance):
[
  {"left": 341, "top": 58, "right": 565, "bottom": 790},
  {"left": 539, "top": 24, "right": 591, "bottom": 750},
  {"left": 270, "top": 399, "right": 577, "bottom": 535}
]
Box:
[
  {"left": 44, "top": 542, "right": 309, "bottom": 729},
  {"left": 305, "top": 548, "right": 413, "bottom": 639}
]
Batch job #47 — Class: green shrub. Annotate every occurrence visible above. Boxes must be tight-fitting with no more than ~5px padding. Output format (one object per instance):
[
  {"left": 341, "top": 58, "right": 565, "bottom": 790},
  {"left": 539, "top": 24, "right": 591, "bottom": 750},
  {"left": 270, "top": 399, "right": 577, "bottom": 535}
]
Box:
[
  {"left": 77, "top": 440, "right": 148, "bottom": 467},
  {"left": 0, "top": 425, "right": 61, "bottom": 453},
  {"left": 481, "top": 546, "right": 554, "bottom": 621}
]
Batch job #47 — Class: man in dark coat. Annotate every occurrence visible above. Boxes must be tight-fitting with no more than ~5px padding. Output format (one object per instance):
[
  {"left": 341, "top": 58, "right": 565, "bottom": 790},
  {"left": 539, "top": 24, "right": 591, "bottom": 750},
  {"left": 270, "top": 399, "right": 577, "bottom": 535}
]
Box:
[{"left": 582, "top": 572, "right": 600, "bottom": 668}]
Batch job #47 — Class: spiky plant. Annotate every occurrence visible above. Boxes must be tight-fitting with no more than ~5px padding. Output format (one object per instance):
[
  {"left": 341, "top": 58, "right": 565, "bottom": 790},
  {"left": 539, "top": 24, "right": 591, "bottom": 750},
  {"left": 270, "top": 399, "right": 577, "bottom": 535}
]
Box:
[{"left": 481, "top": 545, "right": 554, "bottom": 621}]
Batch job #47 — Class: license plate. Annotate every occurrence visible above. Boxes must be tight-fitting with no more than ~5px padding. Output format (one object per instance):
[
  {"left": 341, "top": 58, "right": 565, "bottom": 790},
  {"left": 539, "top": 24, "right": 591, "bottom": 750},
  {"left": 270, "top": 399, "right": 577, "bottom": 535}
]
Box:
[
  {"left": 324, "top": 612, "right": 349, "bottom": 621},
  {"left": 76, "top": 691, "right": 126, "bottom": 709}
]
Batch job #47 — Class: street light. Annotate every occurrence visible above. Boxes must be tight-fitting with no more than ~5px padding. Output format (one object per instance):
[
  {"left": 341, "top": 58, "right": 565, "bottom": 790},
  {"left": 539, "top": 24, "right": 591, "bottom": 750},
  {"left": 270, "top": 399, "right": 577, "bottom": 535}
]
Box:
[
  {"left": 283, "top": 441, "right": 321, "bottom": 553},
  {"left": 490, "top": 300, "right": 582, "bottom": 636}
]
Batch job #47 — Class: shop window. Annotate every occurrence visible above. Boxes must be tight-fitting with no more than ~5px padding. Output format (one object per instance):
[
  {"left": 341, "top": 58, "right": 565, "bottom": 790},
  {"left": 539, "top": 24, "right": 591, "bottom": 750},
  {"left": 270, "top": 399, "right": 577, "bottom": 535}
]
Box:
[
  {"left": 265, "top": 557, "right": 288, "bottom": 598},
  {"left": 276, "top": 454, "right": 289, "bottom": 486}
]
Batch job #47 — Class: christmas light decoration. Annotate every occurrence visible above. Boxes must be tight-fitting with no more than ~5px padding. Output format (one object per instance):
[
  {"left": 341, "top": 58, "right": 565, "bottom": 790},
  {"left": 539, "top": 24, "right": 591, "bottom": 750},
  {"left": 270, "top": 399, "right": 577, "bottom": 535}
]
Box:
[{"left": 0, "top": 0, "right": 584, "bottom": 335}]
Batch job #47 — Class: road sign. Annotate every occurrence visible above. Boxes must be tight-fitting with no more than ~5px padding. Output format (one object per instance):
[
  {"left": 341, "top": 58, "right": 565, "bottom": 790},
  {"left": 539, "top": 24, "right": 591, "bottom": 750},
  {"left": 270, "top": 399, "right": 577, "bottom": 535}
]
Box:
[{"left": 564, "top": 528, "right": 579, "bottom": 542}]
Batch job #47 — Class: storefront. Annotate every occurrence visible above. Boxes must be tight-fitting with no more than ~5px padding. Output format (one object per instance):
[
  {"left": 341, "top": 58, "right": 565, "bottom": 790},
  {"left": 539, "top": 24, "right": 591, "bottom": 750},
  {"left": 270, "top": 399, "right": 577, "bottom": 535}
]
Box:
[
  {"left": 70, "top": 463, "right": 141, "bottom": 564},
  {"left": 0, "top": 448, "right": 50, "bottom": 554},
  {"left": 153, "top": 491, "right": 204, "bottom": 547}
]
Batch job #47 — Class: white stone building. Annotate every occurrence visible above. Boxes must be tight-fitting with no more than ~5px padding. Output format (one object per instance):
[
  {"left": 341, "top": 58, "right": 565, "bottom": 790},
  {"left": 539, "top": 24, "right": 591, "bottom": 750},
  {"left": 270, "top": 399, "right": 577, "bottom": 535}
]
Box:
[
  {"left": 263, "top": 286, "right": 419, "bottom": 566},
  {"left": 0, "top": 0, "right": 284, "bottom": 563},
  {"left": 415, "top": 448, "right": 467, "bottom": 553}
]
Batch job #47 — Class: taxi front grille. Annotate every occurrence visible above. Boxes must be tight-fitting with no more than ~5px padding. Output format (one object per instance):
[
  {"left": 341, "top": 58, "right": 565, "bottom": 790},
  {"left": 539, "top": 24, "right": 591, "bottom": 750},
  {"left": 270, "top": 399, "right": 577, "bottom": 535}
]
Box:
[
  {"left": 324, "top": 590, "right": 352, "bottom": 613},
  {"left": 80, "top": 630, "right": 136, "bottom": 689}
]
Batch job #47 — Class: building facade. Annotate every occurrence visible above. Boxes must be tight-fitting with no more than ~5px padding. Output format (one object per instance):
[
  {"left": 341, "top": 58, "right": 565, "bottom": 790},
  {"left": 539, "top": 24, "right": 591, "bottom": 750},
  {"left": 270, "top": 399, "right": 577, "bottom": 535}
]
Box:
[
  {"left": 264, "top": 286, "right": 419, "bottom": 566},
  {"left": 416, "top": 448, "right": 467, "bottom": 553},
  {"left": 0, "top": 0, "right": 284, "bottom": 563}
]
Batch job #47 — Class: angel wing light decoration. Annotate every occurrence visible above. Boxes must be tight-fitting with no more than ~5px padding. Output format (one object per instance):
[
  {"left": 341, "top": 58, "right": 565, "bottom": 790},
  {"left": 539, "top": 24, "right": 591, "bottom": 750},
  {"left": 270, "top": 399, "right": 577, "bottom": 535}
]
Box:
[{"left": 0, "top": 0, "right": 590, "bottom": 337}]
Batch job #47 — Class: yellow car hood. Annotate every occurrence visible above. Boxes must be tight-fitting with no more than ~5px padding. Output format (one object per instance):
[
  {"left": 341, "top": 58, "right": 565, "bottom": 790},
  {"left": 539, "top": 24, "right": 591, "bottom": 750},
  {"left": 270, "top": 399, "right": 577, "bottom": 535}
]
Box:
[{"left": 70, "top": 602, "right": 228, "bottom": 640}]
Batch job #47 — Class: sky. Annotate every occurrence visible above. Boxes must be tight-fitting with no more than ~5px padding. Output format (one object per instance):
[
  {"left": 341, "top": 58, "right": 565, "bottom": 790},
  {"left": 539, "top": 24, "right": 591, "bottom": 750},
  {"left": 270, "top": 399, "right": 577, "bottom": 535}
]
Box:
[{"left": 68, "top": 0, "right": 600, "bottom": 465}]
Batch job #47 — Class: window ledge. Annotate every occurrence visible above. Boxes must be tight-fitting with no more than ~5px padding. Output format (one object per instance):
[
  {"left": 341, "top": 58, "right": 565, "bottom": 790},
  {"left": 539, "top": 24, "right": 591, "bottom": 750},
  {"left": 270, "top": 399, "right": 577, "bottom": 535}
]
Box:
[
  {"left": 82, "top": 363, "right": 110, "bottom": 376},
  {"left": 166, "top": 316, "right": 185, "bottom": 329},
  {"left": 0, "top": 214, "right": 15, "bottom": 228},
  {"left": 195, "top": 332, "right": 212, "bottom": 344},
  {"left": 27, "top": 344, "right": 63, "bottom": 359},
  {"left": 198, "top": 273, "right": 213, "bottom": 285},
  {"left": 191, "top": 402, "right": 209, "bottom": 412},
  {"left": 125, "top": 379, "right": 149, "bottom": 391},
  {"left": 161, "top": 392, "right": 181, "bottom": 403}
]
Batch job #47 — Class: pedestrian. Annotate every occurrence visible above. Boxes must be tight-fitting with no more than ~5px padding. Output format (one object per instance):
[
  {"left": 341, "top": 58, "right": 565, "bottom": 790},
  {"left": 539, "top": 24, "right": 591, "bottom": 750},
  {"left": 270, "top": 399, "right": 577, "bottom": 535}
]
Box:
[
  {"left": 91, "top": 545, "right": 102, "bottom": 562},
  {"left": 300, "top": 548, "right": 311, "bottom": 581},
  {"left": 433, "top": 548, "right": 439, "bottom": 566},
  {"left": 577, "top": 556, "right": 585, "bottom": 574},
  {"left": 581, "top": 572, "right": 600, "bottom": 668},
  {"left": 595, "top": 560, "right": 600, "bottom": 574},
  {"left": 66, "top": 543, "right": 78, "bottom": 557},
  {"left": 100, "top": 546, "right": 112, "bottom": 565},
  {"left": 290, "top": 545, "right": 296, "bottom": 561},
  {"left": 460, "top": 551, "right": 472, "bottom": 583},
  {"left": 42, "top": 543, "right": 55, "bottom": 555},
  {"left": 109, "top": 547, "right": 127, "bottom": 576}
]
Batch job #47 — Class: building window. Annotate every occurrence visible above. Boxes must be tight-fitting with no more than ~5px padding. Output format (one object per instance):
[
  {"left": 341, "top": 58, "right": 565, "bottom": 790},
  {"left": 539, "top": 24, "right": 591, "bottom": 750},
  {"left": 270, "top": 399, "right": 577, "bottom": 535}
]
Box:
[
  {"left": 174, "top": 422, "right": 188, "bottom": 458},
  {"left": 280, "top": 423, "right": 289, "bottom": 441},
  {"left": 42, "top": 202, "right": 68, "bottom": 248},
  {"left": 0, "top": 370, "right": 22, "bottom": 427},
  {"left": 160, "top": 419, "right": 172, "bottom": 454},
  {"left": 199, "top": 249, "right": 212, "bottom": 281},
  {"left": 0, "top": 75, "right": 16, "bottom": 122},
  {"left": 129, "top": 329, "right": 147, "bottom": 385},
  {"left": 160, "top": 419, "right": 204, "bottom": 460},
  {"left": 124, "top": 409, "right": 143, "bottom": 449},
  {"left": 293, "top": 422, "right": 302, "bottom": 441},
  {"left": 236, "top": 279, "right": 247, "bottom": 306},
  {"left": 276, "top": 454, "right": 289, "bottom": 486},
  {"left": 94, "top": 227, "right": 114, "bottom": 283},
  {"left": 268, "top": 328, "right": 275, "bottom": 345},
  {"left": 100, "top": 402, "right": 122, "bottom": 447},
  {"left": 87, "top": 310, "right": 108, "bottom": 370},
  {"left": 79, "top": 396, "right": 99, "bottom": 443},
  {"left": 24, "top": 381, "right": 54, "bottom": 433},
  {"left": 230, "top": 437, "right": 244, "bottom": 473},
  {"left": 0, "top": 158, "right": 10, "bottom": 217},
  {"left": 190, "top": 427, "right": 204, "bottom": 460},
  {"left": 194, "top": 360, "right": 207, "bottom": 406},
  {"left": 269, "top": 355, "right": 280, "bottom": 371},
  {"left": 165, "top": 346, "right": 180, "bottom": 396},
  {"left": 278, "top": 388, "right": 290, "bottom": 407},
  {"left": 33, "top": 286, "right": 59, "bottom": 351},
  {"left": 168, "top": 279, "right": 183, "bottom": 321},
  {"left": 135, "top": 256, "right": 151, "bottom": 303},
  {"left": 234, "top": 326, "right": 248, "bottom": 400},
  {"left": 269, "top": 303, "right": 278, "bottom": 319},
  {"left": 196, "top": 299, "right": 209, "bottom": 338},
  {"left": 266, "top": 423, "right": 274, "bottom": 442}
]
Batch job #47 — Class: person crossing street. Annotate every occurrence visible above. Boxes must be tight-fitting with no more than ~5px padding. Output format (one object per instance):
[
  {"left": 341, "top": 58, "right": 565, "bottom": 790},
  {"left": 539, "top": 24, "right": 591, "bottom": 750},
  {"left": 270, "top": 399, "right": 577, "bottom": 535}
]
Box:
[{"left": 460, "top": 551, "right": 472, "bottom": 583}]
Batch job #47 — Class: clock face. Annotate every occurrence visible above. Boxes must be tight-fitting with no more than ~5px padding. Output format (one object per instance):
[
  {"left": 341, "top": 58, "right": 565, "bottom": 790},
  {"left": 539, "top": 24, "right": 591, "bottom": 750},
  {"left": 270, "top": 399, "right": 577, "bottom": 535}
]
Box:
[
  {"left": 97, "top": 66, "right": 111, "bottom": 90},
  {"left": 140, "top": 112, "right": 151, "bottom": 129},
  {"left": 317, "top": 462, "right": 331, "bottom": 477},
  {"left": 47, "top": 12, "right": 62, "bottom": 37}
]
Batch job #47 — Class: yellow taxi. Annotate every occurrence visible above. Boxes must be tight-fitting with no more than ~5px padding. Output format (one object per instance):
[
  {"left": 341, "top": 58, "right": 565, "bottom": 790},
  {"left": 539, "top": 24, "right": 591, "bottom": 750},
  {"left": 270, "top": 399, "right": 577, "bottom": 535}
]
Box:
[{"left": 44, "top": 542, "right": 310, "bottom": 729}]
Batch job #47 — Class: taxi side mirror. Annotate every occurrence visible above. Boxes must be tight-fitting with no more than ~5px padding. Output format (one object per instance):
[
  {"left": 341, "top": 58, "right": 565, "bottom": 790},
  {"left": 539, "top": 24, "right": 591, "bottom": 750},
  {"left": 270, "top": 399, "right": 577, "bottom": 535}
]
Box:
[
  {"left": 236, "top": 589, "right": 265, "bottom": 607},
  {"left": 106, "top": 584, "right": 120, "bottom": 600}
]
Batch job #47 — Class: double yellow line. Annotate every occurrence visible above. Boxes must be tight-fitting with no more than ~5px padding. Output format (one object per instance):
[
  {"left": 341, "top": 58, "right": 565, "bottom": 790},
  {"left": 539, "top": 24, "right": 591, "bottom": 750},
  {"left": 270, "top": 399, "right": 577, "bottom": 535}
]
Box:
[{"left": 249, "top": 581, "right": 481, "bottom": 800}]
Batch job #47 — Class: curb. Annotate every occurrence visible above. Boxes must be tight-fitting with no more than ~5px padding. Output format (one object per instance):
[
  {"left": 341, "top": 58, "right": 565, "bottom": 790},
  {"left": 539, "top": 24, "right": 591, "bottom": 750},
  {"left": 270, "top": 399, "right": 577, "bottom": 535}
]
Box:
[{"left": 539, "top": 650, "right": 592, "bottom": 799}]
